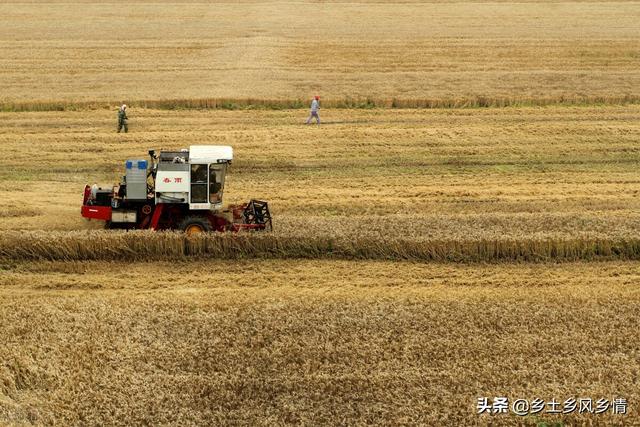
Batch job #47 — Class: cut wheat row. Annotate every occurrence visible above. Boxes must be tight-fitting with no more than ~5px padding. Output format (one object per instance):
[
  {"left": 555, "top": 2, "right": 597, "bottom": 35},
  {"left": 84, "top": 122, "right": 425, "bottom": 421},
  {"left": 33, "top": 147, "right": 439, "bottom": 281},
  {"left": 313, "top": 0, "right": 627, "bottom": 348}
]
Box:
[
  {"left": 1, "top": 231, "right": 639, "bottom": 262},
  {"left": 3, "top": 94, "right": 640, "bottom": 112}
]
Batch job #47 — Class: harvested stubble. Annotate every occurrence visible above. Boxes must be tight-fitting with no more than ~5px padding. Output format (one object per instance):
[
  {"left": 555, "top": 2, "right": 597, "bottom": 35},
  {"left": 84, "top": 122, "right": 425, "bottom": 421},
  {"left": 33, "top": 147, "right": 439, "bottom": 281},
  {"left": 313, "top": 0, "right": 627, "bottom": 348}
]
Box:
[
  {"left": 2, "top": 230, "right": 639, "bottom": 263},
  {"left": 2, "top": 107, "right": 639, "bottom": 237}
]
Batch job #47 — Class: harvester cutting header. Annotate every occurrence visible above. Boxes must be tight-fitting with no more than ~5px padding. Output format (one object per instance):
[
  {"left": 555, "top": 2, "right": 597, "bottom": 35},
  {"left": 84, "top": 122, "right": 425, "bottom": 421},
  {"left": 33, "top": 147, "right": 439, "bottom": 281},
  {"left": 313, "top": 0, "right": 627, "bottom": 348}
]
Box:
[{"left": 81, "top": 146, "right": 272, "bottom": 233}]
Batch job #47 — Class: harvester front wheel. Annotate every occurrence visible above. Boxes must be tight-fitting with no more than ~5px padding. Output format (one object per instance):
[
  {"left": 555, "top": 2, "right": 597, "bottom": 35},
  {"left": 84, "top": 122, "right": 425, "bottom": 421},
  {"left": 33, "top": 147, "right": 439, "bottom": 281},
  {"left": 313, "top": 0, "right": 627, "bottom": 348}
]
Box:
[{"left": 179, "top": 216, "right": 212, "bottom": 235}]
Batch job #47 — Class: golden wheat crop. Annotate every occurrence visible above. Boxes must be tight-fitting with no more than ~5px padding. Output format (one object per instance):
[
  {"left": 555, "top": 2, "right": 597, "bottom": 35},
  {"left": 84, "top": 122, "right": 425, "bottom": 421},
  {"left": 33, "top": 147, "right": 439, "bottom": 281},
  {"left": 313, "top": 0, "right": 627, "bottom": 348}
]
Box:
[
  {"left": 1, "top": 1, "right": 639, "bottom": 105},
  {"left": 1, "top": 259, "right": 639, "bottom": 425}
]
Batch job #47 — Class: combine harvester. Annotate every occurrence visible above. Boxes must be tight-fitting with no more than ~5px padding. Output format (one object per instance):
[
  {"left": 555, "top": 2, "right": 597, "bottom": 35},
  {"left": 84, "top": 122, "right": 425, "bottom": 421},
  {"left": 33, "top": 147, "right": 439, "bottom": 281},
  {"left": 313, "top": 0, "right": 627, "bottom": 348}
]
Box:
[{"left": 81, "top": 145, "right": 272, "bottom": 234}]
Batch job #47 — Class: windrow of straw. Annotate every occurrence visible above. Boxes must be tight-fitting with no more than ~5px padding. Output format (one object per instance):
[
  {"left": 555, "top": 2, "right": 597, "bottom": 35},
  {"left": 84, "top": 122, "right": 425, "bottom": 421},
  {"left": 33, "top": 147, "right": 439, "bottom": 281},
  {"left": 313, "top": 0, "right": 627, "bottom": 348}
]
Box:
[
  {"left": 2, "top": 94, "right": 640, "bottom": 112},
  {"left": 1, "top": 231, "right": 639, "bottom": 263}
]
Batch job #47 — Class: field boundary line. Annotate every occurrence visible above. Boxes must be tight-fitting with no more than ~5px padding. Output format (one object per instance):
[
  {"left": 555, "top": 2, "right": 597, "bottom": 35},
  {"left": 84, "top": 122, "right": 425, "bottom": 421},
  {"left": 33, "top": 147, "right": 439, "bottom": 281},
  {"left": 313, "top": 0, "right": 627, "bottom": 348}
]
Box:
[{"left": 2, "top": 95, "right": 640, "bottom": 112}]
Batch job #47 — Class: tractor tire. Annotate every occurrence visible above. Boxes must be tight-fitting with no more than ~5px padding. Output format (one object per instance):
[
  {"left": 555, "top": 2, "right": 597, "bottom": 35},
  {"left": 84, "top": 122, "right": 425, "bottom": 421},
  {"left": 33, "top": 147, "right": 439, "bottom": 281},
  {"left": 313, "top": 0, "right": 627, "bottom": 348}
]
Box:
[{"left": 179, "top": 216, "right": 212, "bottom": 235}]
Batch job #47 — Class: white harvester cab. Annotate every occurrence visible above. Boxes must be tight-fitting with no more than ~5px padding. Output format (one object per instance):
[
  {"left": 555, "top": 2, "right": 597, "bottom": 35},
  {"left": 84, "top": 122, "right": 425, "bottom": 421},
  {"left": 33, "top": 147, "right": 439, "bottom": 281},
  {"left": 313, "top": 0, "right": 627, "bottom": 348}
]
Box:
[{"left": 154, "top": 145, "right": 233, "bottom": 211}]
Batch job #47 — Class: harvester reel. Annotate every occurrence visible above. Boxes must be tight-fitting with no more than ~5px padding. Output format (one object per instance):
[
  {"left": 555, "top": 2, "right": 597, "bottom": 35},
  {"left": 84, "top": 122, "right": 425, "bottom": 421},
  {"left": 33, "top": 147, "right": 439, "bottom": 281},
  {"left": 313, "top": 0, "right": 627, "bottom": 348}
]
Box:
[{"left": 243, "top": 200, "right": 273, "bottom": 231}]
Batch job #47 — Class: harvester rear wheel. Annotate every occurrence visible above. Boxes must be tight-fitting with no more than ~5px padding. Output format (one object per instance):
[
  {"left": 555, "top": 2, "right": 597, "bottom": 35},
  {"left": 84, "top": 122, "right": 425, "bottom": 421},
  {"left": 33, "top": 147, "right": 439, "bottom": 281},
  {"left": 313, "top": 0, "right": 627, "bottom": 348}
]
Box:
[{"left": 179, "top": 216, "right": 212, "bottom": 235}]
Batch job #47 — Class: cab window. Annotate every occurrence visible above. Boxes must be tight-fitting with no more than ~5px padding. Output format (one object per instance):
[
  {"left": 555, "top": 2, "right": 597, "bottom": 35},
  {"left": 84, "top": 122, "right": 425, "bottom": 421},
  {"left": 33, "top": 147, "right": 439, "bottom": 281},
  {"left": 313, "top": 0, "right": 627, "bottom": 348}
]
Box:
[
  {"left": 209, "top": 164, "right": 226, "bottom": 203},
  {"left": 190, "top": 164, "right": 207, "bottom": 203}
]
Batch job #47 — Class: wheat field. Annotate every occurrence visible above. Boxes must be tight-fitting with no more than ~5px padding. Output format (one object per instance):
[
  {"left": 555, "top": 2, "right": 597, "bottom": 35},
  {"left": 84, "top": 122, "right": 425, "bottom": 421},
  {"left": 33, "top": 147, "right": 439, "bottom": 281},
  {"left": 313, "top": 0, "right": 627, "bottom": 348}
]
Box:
[
  {"left": 1, "top": 1, "right": 639, "bottom": 106},
  {"left": 2, "top": 259, "right": 640, "bottom": 425},
  {"left": 2, "top": 0, "right": 640, "bottom": 425},
  {"left": 1, "top": 106, "right": 639, "bottom": 260},
  {"left": 1, "top": 106, "right": 640, "bottom": 425}
]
